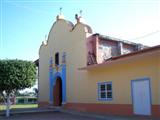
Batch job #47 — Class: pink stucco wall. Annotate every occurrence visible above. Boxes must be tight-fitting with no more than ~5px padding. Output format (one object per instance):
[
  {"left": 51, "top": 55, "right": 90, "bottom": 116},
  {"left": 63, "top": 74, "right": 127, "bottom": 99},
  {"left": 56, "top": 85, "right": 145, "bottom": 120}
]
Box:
[{"left": 86, "top": 34, "right": 138, "bottom": 65}]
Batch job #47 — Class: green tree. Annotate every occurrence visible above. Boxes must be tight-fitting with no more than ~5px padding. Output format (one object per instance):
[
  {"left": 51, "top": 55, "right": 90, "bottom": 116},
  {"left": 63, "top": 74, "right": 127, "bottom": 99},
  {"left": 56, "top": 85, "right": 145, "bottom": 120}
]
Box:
[{"left": 0, "top": 59, "right": 36, "bottom": 117}]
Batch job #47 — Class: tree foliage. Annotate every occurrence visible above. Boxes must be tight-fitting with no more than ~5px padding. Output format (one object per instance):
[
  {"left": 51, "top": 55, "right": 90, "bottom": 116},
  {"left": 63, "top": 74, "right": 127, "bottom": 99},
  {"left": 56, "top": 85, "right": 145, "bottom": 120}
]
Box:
[
  {"left": 0, "top": 59, "right": 36, "bottom": 117},
  {"left": 0, "top": 59, "right": 36, "bottom": 94}
]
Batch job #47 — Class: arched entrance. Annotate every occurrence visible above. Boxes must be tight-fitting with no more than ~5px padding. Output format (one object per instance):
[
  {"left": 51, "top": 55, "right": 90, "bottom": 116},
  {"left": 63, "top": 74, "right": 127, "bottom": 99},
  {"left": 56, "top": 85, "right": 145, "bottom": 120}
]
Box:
[{"left": 53, "top": 76, "right": 62, "bottom": 106}]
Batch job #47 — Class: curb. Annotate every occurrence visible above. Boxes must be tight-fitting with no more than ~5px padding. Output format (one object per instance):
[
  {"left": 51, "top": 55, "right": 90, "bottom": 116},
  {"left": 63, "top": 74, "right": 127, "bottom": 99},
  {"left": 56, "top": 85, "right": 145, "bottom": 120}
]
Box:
[{"left": 0, "top": 108, "right": 60, "bottom": 116}]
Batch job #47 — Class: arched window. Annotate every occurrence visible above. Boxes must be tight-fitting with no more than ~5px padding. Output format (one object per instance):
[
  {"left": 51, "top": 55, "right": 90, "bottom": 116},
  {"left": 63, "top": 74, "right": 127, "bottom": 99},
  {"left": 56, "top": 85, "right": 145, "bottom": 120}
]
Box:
[{"left": 55, "top": 52, "right": 59, "bottom": 65}]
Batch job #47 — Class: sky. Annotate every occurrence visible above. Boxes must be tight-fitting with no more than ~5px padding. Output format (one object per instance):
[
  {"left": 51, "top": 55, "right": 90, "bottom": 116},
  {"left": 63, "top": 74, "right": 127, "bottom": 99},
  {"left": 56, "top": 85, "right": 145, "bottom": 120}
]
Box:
[{"left": 0, "top": 0, "right": 160, "bottom": 61}]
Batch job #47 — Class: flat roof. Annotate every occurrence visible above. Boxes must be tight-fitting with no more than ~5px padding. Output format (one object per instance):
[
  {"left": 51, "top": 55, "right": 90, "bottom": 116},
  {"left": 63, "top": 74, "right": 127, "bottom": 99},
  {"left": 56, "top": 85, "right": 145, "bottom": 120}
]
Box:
[
  {"left": 93, "top": 33, "right": 148, "bottom": 47},
  {"left": 79, "top": 45, "right": 160, "bottom": 70}
]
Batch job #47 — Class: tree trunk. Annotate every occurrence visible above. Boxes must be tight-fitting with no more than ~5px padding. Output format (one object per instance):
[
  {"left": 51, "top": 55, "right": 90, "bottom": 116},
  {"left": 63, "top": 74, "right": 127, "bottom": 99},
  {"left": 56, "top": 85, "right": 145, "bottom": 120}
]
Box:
[{"left": 6, "top": 95, "right": 11, "bottom": 117}]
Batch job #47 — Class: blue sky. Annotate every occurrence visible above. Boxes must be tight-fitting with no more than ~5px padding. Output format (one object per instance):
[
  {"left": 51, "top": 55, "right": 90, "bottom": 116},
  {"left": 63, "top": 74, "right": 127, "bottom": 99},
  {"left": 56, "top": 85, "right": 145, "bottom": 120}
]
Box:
[{"left": 0, "top": 0, "right": 160, "bottom": 61}]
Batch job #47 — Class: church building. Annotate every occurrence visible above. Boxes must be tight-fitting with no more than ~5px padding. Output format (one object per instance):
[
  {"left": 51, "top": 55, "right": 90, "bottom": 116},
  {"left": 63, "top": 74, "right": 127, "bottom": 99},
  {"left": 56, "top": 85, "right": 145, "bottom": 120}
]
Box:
[{"left": 38, "top": 13, "right": 160, "bottom": 118}]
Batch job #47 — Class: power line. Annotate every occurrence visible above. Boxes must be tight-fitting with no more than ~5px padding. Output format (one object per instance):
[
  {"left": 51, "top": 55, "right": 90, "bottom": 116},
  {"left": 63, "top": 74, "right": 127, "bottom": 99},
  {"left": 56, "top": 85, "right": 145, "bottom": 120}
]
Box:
[
  {"left": 129, "top": 30, "right": 160, "bottom": 40},
  {"left": 5, "top": 0, "right": 52, "bottom": 15}
]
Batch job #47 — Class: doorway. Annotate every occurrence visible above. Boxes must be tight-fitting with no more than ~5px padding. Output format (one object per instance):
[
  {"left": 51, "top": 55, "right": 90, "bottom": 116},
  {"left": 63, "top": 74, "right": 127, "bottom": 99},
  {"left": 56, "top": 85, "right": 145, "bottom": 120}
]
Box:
[
  {"left": 131, "top": 79, "right": 151, "bottom": 115},
  {"left": 53, "top": 77, "right": 62, "bottom": 106}
]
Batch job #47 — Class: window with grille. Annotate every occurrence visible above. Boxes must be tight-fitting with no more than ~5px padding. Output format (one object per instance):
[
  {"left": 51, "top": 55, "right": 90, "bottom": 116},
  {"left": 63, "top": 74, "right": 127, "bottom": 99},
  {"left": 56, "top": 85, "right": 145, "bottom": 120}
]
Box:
[{"left": 98, "top": 82, "right": 112, "bottom": 101}]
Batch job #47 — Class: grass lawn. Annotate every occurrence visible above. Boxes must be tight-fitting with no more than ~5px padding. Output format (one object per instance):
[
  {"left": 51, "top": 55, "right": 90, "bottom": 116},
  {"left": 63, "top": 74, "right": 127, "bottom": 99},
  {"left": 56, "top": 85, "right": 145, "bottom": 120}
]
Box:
[{"left": 0, "top": 104, "right": 38, "bottom": 110}]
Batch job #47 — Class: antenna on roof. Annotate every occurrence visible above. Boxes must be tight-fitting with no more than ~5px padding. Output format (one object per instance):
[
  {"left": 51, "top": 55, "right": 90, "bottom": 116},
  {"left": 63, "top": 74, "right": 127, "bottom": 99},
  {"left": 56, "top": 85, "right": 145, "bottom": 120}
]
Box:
[{"left": 60, "top": 7, "right": 62, "bottom": 15}]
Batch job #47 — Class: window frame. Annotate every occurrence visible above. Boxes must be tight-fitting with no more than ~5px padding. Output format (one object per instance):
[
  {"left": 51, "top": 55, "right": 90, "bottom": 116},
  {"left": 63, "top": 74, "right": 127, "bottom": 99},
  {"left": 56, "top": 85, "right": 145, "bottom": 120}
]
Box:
[{"left": 98, "top": 82, "right": 113, "bottom": 101}]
